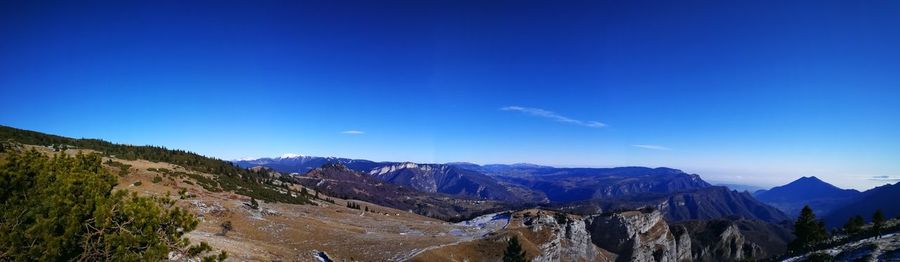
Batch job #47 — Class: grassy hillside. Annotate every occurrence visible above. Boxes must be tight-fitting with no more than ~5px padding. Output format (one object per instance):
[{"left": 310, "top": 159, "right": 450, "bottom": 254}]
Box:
[{"left": 0, "top": 125, "right": 310, "bottom": 205}]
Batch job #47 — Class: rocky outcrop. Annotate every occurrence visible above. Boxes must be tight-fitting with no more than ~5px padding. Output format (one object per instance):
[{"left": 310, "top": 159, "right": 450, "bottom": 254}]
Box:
[
  {"left": 670, "top": 225, "right": 693, "bottom": 262},
  {"left": 675, "top": 219, "right": 791, "bottom": 261},
  {"left": 585, "top": 209, "right": 691, "bottom": 262},
  {"left": 513, "top": 210, "right": 605, "bottom": 262}
]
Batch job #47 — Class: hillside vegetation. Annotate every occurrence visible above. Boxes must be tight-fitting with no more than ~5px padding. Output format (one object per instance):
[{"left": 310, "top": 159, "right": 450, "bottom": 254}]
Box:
[
  {"left": 0, "top": 125, "right": 311, "bottom": 205},
  {"left": 0, "top": 149, "right": 226, "bottom": 261}
]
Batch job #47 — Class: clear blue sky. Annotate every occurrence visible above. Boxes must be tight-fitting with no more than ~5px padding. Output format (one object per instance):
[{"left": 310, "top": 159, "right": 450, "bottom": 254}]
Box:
[{"left": 2, "top": 0, "right": 899, "bottom": 190}]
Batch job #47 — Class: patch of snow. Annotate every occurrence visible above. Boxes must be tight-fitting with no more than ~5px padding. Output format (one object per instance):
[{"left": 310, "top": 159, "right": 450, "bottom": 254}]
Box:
[
  {"left": 312, "top": 250, "right": 333, "bottom": 262},
  {"left": 280, "top": 153, "right": 304, "bottom": 159}
]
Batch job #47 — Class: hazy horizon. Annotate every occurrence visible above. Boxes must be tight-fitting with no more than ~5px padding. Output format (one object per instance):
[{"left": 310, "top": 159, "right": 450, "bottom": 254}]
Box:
[{"left": 3, "top": 0, "right": 900, "bottom": 191}]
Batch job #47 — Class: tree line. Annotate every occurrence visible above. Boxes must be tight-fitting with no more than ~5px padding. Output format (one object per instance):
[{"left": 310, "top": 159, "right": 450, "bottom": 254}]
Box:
[{"left": 789, "top": 205, "right": 893, "bottom": 258}]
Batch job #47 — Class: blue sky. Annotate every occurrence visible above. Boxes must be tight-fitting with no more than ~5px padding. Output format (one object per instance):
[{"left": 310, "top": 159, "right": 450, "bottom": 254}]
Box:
[{"left": 2, "top": 0, "right": 900, "bottom": 190}]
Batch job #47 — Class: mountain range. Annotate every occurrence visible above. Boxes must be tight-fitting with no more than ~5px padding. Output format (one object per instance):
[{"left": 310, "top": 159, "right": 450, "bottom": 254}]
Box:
[
  {"left": 4, "top": 125, "right": 900, "bottom": 261},
  {"left": 234, "top": 154, "right": 788, "bottom": 224},
  {"left": 751, "top": 175, "right": 900, "bottom": 228}
]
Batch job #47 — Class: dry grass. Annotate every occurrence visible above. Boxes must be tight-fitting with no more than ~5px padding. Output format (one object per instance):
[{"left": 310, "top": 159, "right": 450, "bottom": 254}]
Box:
[{"left": 96, "top": 155, "right": 472, "bottom": 261}]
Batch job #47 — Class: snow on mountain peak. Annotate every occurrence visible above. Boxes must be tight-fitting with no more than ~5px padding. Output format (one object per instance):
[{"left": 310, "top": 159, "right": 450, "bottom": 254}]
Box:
[{"left": 280, "top": 153, "right": 304, "bottom": 159}]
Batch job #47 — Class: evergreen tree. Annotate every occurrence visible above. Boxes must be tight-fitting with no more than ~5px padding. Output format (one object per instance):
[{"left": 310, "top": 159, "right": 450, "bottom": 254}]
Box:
[
  {"left": 0, "top": 149, "right": 225, "bottom": 261},
  {"left": 873, "top": 209, "right": 885, "bottom": 238},
  {"left": 503, "top": 236, "right": 527, "bottom": 262},
  {"left": 789, "top": 205, "right": 828, "bottom": 251},
  {"left": 249, "top": 198, "right": 259, "bottom": 210},
  {"left": 843, "top": 215, "right": 865, "bottom": 235}
]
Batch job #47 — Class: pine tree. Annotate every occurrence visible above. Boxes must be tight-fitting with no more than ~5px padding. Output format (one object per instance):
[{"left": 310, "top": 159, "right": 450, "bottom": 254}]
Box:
[
  {"left": 503, "top": 236, "right": 527, "bottom": 262},
  {"left": 250, "top": 198, "right": 259, "bottom": 210},
  {"left": 0, "top": 149, "right": 226, "bottom": 261},
  {"left": 789, "top": 205, "right": 828, "bottom": 251},
  {"left": 873, "top": 209, "right": 885, "bottom": 238},
  {"left": 843, "top": 215, "right": 865, "bottom": 235}
]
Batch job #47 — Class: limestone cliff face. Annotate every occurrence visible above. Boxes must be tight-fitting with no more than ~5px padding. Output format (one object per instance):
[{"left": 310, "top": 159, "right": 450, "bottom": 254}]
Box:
[
  {"left": 675, "top": 219, "right": 784, "bottom": 261},
  {"left": 585, "top": 209, "right": 691, "bottom": 262},
  {"left": 690, "top": 224, "right": 765, "bottom": 261},
  {"left": 412, "top": 209, "right": 695, "bottom": 262},
  {"left": 510, "top": 210, "right": 607, "bottom": 262},
  {"left": 670, "top": 225, "right": 693, "bottom": 262}
]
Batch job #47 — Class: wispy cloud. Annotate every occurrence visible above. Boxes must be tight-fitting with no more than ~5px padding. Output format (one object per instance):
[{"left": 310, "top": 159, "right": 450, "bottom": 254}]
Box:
[
  {"left": 632, "top": 144, "right": 672, "bottom": 151},
  {"left": 340, "top": 130, "right": 365, "bottom": 135},
  {"left": 500, "top": 106, "right": 606, "bottom": 128},
  {"left": 868, "top": 175, "right": 900, "bottom": 182}
]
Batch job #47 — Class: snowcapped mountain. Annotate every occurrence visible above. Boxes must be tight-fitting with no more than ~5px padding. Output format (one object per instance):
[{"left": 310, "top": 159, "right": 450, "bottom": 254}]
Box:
[{"left": 232, "top": 154, "right": 381, "bottom": 173}]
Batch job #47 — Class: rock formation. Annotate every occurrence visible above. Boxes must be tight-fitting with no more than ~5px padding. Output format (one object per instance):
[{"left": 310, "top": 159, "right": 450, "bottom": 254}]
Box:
[{"left": 585, "top": 209, "right": 691, "bottom": 262}]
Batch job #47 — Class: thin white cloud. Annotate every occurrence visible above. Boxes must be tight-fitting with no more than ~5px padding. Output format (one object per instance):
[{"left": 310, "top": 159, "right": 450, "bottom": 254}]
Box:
[
  {"left": 340, "top": 130, "right": 365, "bottom": 135},
  {"left": 868, "top": 175, "right": 900, "bottom": 182},
  {"left": 632, "top": 144, "right": 672, "bottom": 151},
  {"left": 500, "top": 106, "right": 606, "bottom": 128}
]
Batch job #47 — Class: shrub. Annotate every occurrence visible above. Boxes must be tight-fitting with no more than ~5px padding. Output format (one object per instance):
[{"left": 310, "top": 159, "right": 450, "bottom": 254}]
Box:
[{"left": 0, "top": 149, "right": 225, "bottom": 261}]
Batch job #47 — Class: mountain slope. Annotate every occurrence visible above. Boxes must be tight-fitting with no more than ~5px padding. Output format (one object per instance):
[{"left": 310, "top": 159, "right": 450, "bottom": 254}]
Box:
[
  {"left": 755, "top": 176, "right": 860, "bottom": 218},
  {"left": 559, "top": 186, "right": 790, "bottom": 224},
  {"left": 368, "top": 162, "right": 546, "bottom": 202},
  {"left": 293, "top": 163, "right": 514, "bottom": 221},
  {"left": 674, "top": 218, "right": 793, "bottom": 261},
  {"left": 492, "top": 167, "right": 712, "bottom": 202},
  {"left": 824, "top": 182, "right": 900, "bottom": 228}
]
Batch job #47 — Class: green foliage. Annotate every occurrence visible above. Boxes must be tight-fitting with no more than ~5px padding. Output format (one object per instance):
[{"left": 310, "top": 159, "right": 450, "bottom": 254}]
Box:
[
  {"left": 0, "top": 149, "right": 225, "bottom": 261},
  {"left": 872, "top": 209, "right": 885, "bottom": 236},
  {"left": 152, "top": 176, "right": 163, "bottom": 183},
  {"left": 0, "top": 125, "right": 311, "bottom": 205},
  {"left": 789, "top": 205, "right": 828, "bottom": 252},
  {"left": 346, "top": 201, "right": 361, "bottom": 210},
  {"left": 133, "top": 181, "right": 142, "bottom": 187},
  {"left": 503, "top": 236, "right": 527, "bottom": 262},
  {"left": 250, "top": 198, "right": 259, "bottom": 209},
  {"left": 843, "top": 215, "right": 865, "bottom": 235},
  {"left": 217, "top": 174, "right": 311, "bottom": 205},
  {"left": 806, "top": 252, "right": 833, "bottom": 262},
  {"left": 105, "top": 160, "right": 132, "bottom": 177},
  {"left": 554, "top": 213, "right": 570, "bottom": 225}
]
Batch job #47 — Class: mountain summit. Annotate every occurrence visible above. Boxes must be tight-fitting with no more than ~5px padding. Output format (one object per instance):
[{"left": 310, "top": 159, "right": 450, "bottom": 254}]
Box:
[{"left": 754, "top": 176, "right": 860, "bottom": 217}]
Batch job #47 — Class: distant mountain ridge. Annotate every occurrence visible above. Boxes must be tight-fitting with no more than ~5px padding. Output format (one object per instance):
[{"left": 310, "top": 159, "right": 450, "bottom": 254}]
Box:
[
  {"left": 754, "top": 176, "right": 860, "bottom": 218},
  {"left": 824, "top": 181, "right": 900, "bottom": 228},
  {"left": 292, "top": 163, "right": 512, "bottom": 220},
  {"left": 234, "top": 155, "right": 795, "bottom": 224},
  {"left": 233, "top": 155, "right": 713, "bottom": 203},
  {"left": 558, "top": 186, "right": 791, "bottom": 224},
  {"left": 233, "top": 155, "right": 381, "bottom": 173}
]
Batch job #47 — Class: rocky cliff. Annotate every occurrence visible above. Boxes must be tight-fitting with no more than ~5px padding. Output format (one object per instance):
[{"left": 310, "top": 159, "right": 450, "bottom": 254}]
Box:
[
  {"left": 674, "top": 219, "right": 792, "bottom": 261},
  {"left": 585, "top": 209, "right": 691, "bottom": 262},
  {"left": 412, "top": 209, "right": 693, "bottom": 262}
]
